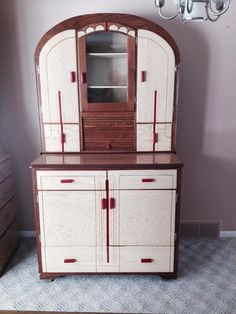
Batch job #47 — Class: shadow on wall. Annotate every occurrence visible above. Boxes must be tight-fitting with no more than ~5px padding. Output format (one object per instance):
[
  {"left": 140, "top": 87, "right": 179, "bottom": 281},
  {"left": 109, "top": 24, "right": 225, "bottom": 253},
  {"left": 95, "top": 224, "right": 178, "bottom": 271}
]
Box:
[{"left": 153, "top": 18, "right": 236, "bottom": 230}]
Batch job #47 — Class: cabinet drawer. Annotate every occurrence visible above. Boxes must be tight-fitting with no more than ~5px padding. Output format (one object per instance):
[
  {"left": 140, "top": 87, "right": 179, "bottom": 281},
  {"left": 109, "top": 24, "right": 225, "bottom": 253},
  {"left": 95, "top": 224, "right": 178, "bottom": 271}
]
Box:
[
  {"left": 0, "top": 175, "right": 15, "bottom": 209},
  {"left": 0, "top": 197, "right": 17, "bottom": 237},
  {"left": 0, "top": 220, "right": 19, "bottom": 273},
  {"left": 109, "top": 170, "right": 177, "bottom": 189},
  {"left": 41, "top": 247, "right": 96, "bottom": 273},
  {"left": 120, "top": 246, "right": 174, "bottom": 273},
  {"left": 0, "top": 155, "right": 12, "bottom": 182},
  {"left": 37, "top": 171, "right": 106, "bottom": 190}
]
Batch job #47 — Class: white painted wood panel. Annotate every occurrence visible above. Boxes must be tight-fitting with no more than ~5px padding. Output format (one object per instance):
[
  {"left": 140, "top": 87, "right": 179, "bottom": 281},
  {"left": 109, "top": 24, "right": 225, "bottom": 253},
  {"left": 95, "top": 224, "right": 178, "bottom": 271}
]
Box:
[
  {"left": 39, "top": 30, "right": 80, "bottom": 124},
  {"left": 137, "top": 124, "right": 172, "bottom": 152},
  {"left": 120, "top": 246, "right": 174, "bottom": 272},
  {"left": 41, "top": 246, "right": 96, "bottom": 273},
  {"left": 44, "top": 124, "right": 80, "bottom": 152},
  {"left": 108, "top": 169, "right": 177, "bottom": 190},
  {"left": 37, "top": 170, "right": 106, "bottom": 190},
  {"left": 136, "top": 30, "right": 175, "bottom": 123},
  {"left": 38, "top": 191, "right": 96, "bottom": 247},
  {"left": 119, "top": 190, "right": 176, "bottom": 246}
]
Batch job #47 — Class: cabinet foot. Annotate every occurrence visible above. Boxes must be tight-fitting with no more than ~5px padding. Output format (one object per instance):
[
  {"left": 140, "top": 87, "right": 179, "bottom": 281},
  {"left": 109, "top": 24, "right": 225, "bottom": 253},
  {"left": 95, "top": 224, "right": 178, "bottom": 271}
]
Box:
[
  {"left": 160, "top": 273, "right": 177, "bottom": 280},
  {"left": 40, "top": 273, "right": 58, "bottom": 281}
]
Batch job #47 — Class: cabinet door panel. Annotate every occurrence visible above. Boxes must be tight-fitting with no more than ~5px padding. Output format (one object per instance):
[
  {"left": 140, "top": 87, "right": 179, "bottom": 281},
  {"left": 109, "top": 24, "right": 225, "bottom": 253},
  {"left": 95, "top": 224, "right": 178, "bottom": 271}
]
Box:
[
  {"left": 119, "top": 190, "right": 176, "bottom": 246},
  {"left": 137, "top": 124, "right": 172, "bottom": 152},
  {"left": 41, "top": 246, "right": 96, "bottom": 273},
  {"left": 38, "top": 191, "right": 96, "bottom": 247},
  {"left": 137, "top": 30, "right": 175, "bottom": 123},
  {"left": 39, "top": 30, "right": 79, "bottom": 124},
  {"left": 44, "top": 124, "right": 80, "bottom": 152}
]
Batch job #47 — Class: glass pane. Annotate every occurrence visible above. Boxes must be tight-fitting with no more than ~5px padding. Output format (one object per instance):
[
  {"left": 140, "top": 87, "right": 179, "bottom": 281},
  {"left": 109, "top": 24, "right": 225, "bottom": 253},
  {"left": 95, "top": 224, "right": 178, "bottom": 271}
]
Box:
[
  {"left": 87, "top": 54, "right": 128, "bottom": 86},
  {"left": 88, "top": 87, "right": 127, "bottom": 103},
  {"left": 86, "top": 32, "right": 128, "bottom": 53},
  {"left": 85, "top": 32, "right": 128, "bottom": 103}
]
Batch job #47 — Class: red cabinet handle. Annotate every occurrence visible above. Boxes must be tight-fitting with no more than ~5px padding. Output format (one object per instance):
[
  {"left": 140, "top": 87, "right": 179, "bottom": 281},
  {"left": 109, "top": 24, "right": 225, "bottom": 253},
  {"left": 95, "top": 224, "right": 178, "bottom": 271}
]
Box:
[
  {"left": 153, "top": 133, "right": 158, "bottom": 144},
  {"left": 60, "top": 179, "right": 74, "bottom": 183},
  {"left": 141, "top": 258, "right": 153, "bottom": 263},
  {"left": 70, "top": 71, "right": 76, "bottom": 82},
  {"left": 64, "top": 259, "right": 76, "bottom": 263},
  {"left": 110, "top": 197, "right": 115, "bottom": 209},
  {"left": 142, "top": 178, "right": 155, "bottom": 183},
  {"left": 81, "top": 72, "right": 87, "bottom": 84},
  {"left": 101, "top": 198, "right": 106, "bottom": 210},
  {"left": 141, "top": 71, "right": 146, "bottom": 82}
]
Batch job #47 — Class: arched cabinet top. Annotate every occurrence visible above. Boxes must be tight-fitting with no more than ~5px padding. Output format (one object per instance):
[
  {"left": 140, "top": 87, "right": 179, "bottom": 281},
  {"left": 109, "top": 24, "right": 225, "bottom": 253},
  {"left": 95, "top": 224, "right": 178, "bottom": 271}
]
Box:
[{"left": 35, "top": 13, "right": 180, "bottom": 64}]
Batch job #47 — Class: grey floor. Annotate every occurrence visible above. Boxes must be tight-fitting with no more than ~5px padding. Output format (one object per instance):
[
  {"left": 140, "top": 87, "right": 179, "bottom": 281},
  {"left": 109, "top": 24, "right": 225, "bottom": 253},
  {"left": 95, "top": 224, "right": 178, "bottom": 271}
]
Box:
[{"left": 0, "top": 237, "right": 236, "bottom": 314}]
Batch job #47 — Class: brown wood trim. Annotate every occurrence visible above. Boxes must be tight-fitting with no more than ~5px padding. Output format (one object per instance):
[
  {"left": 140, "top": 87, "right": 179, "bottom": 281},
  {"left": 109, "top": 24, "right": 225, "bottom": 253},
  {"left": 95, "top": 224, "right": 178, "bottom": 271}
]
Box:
[
  {"left": 31, "top": 169, "right": 43, "bottom": 274},
  {"left": 35, "top": 64, "right": 46, "bottom": 154},
  {"left": 35, "top": 14, "right": 180, "bottom": 65},
  {"left": 77, "top": 35, "right": 87, "bottom": 112},
  {"left": 171, "top": 64, "right": 179, "bottom": 153},
  {"left": 173, "top": 168, "right": 182, "bottom": 274},
  {"left": 39, "top": 271, "right": 177, "bottom": 280}
]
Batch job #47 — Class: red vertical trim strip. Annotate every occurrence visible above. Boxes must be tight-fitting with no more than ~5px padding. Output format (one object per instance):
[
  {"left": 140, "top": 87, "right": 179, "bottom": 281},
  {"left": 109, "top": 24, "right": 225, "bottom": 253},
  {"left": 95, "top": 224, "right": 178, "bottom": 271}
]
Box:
[
  {"left": 58, "top": 91, "right": 65, "bottom": 153},
  {"left": 153, "top": 90, "right": 157, "bottom": 152},
  {"left": 105, "top": 179, "right": 110, "bottom": 263}
]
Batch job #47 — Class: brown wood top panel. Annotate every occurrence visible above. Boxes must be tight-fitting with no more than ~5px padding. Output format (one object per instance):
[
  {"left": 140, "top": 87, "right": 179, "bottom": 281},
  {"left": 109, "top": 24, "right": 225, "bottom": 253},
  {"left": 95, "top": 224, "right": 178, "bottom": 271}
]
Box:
[
  {"left": 31, "top": 153, "right": 183, "bottom": 170},
  {"left": 35, "top": 13, "right": 180, "bottom": 64}
]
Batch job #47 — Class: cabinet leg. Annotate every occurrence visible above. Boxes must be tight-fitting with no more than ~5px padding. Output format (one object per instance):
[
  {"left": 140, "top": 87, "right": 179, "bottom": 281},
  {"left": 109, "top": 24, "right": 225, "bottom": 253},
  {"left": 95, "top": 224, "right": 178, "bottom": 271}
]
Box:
[
  {"left": 40, "top": 273, "right": 58, "bottom": 281},
  {"left": 160, "top": 273, "right": 177, "bottom": 280}
]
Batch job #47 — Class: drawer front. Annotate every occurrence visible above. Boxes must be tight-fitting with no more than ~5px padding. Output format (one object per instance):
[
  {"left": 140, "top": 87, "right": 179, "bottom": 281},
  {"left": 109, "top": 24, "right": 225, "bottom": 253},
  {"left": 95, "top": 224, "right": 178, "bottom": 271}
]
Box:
[
  {"left": 41, "top": 246, "right": 96, "bottom": 273},
  {"left": 108, "top": 170, "right": 177, "bottom": 190},
  {"left": 0, "top": 197, "right": 17, "bottom": 237},
  {"left": 0, "top": 175, "right": 15, "bottom": 209},
  {"left": 120, "top": 246, "right": 174, "bottom": 273},
  {"left": 37, "top": 170, "right": 106, "bottom": 190},
  {"left": 0, "top": 155, "right": 12, "bottom": 183},
  {"left": 0, "top": 220, "right": 19, "bottom": 273}
]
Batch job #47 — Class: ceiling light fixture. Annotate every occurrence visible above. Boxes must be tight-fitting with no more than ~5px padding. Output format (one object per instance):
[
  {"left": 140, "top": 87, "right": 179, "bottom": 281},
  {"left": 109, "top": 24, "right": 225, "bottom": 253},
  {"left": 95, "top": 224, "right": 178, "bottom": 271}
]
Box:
[{"left": 154, "top": 0, "right": 231, "bottom": 22}]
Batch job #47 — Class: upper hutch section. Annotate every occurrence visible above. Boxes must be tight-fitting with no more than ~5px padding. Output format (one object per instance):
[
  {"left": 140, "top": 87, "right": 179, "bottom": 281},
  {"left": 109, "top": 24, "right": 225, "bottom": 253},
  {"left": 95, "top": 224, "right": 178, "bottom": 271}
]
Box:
[{"left": 35, "top": 14, "right": 179, "bottom": 153}]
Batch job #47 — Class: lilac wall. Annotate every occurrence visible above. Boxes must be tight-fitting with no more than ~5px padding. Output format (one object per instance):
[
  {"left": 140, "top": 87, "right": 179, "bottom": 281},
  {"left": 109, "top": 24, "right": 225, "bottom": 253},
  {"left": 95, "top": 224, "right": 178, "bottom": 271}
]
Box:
[{"left": 0, "top": 0, "right": 235, "bottom": 231}]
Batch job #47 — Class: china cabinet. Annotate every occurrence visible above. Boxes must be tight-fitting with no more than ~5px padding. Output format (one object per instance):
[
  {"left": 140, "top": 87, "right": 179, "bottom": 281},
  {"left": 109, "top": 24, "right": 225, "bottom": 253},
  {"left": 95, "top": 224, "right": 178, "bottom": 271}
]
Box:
[{"left": 31, "top": 13, "right": 183, "bottom": 280}]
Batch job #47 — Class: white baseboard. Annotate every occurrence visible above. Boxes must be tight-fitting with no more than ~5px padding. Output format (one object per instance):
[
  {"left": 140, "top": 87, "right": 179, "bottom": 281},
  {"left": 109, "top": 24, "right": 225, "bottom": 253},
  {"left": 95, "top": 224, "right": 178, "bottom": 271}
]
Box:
[
  {"left": 220, "top": 231, "right": 236, "bottom": 238},
  {"left": 20, "top": 231, "right": 36, "bottom": 237}
]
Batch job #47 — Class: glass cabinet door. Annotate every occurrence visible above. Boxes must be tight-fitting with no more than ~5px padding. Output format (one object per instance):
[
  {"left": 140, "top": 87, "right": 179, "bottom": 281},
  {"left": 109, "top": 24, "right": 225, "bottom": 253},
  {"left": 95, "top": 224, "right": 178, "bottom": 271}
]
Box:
[
  {"left": 86, "top": 32, "right": 128, "bottom": 104},
  {"left": 78, "top": 30, "right": 135, "bottom": 111}
]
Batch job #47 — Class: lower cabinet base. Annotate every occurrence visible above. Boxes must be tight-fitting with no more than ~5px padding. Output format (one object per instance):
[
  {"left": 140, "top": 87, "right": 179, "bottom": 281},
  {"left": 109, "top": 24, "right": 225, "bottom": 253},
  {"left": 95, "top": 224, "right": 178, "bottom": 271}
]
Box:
[{"left": 39, "top": 272, "right": 178, "bottom": 281}]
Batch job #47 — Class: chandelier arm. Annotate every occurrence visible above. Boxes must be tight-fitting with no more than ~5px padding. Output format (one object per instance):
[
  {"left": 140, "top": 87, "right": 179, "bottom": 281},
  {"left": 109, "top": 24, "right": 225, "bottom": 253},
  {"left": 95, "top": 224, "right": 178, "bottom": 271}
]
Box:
[
  {"left": 206, "top": 7, "right": 221, "bottom": 21},
  {"left": 186, "top": 0, "right": 194, "bottom": 14},
  {"left": 157, "top": 6, "right": 180, "bottom": 20},
  {"left": 208, "top": 0, "right": 231, "bottom": 16}
]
